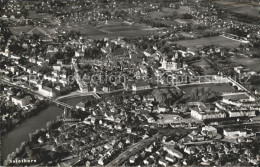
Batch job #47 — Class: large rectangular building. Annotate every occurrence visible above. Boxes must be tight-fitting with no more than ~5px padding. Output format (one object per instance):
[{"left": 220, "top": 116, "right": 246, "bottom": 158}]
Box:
[
  {"left": 12, "top": 96, "right": 31, "bottom": 107},
  {"left": 227, "top": 110, "right": 256, "bottom": 117},
  {"left": 191, "top": 109, "right": 226, "bottom": 120}
]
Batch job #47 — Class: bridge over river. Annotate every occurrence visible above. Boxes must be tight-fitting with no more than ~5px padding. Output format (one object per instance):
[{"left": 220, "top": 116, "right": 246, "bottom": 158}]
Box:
[{"left": 52, "top": 92, "right": 101, "bottom": 109}]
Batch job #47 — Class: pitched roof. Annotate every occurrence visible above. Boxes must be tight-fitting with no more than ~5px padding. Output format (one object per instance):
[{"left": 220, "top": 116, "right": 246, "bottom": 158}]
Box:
[
  {"left": 76, "top": 102, "right": 85, "bottom": 108},
  {"left": 27, "top": 26, "right": 48, "bottom": 36},
  {"left": 42, "top": 86, "right": 53, "bottom": 92}
]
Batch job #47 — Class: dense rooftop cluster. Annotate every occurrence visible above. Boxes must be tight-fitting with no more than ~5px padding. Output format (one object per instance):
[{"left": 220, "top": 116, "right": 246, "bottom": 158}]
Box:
[{"left": 1, "top": 0, "right": 260, "bottom": 166}]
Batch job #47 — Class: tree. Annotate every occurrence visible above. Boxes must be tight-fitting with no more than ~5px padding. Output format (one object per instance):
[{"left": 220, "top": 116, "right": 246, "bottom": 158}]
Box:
[
  {"left": 16, "top": 148, "right": 20, "bottom": 154},
  {"left": 249, "top": 75, "right": 260, "bottom": 85},
  {"left": 182, "top": 13, "right": 193, "bottom": 19},
  {"left": 152, "top": 89, "right": 166, "bottom": 104},
  {"left": 16, "top": 110, "right": 23, "bottom": 120},
  {"left": 152, "top": 88, "right": 183, "bottom": 105},
  {"left": 175, "top": 3, "right": 180, "bottom": 9},
  {"left": 35, "top": 149, "right": 49, "bottom": 164},
  {"left": 147, "top": 66, "right": 154, "bottom": 77},
  {"left": 25, "top": 146, "right": 34, "bottom": 159},
  {"left": 10, "top": 152, "right": 16, "bottom": 160},
  {"left": 57, "top": 115, "right": 62, "bottom": 120},
  {"left": 48, "top": 151, "right": 57, "bottom": 160},
  {"left": 39, "top": 66, "right": 52, "bottom": 75},
  {"left": 189, "top": 87, "right": 222, "bottom": 102}
]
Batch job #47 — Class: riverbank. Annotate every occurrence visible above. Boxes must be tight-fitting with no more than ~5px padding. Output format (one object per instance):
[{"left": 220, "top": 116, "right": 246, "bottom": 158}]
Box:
[
  {"left": 1, "top": 92, "right": 98, "bottom": 165},
  {"left": 1, "top": 105, "right": 64, "bottom": 164},
  {"left": 1, "top": 100, "right": 50, "bottom": 136}
]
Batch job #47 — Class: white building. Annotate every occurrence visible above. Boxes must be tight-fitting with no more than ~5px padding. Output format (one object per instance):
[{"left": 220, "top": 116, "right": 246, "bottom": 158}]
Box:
[
  {"left": 142, "top": 114, "right": 155, "bottom": 123},
  {"left": 38, "top": 83, "right": 55, "bottom": 97},
  {"left": 160, "top": 53, "right": 181, "bottom": 71},
  {"left": 227, "top": 110, "right": 256, "bottom": 117},
  {"left": 10, "top": 54, "right": 20, "bottom": 60},
  {"left": 98, "top": 157, "right": 105, "bottom": 166},
  {"left": 224, "top": 129, "right": 247, "bottom": 138},
  {"left": 202, "top": 126, "right": 217, "bottom": 134},
  {"left": 131, "top": 82, "right": 151, "bottom": 91},
  {"left": 3, "top": 47, "right": 10, "bottom": 57},
  {"left": 12, "top": 96, "right": 31, "bottom": 107},
  {"left": 191, "top": 109, "right": 226, "bottom": 120},
  {"left": 158, "top": 158, "right": 168, "bottom": 167},
  {"left": 53, "top": 64, "right": 61, "bottom": 71},
  {"left": 75, "top": 50, "right": 84, "bottom": 57},
  {"left": 163, "top": 145, "right": 183, "bottom": 159},
  {"left": 234, "top": 66, "right": 244, "bottom": 74},
  {"left": 76, "top": 102, "right": 86, "bottom": 111}
]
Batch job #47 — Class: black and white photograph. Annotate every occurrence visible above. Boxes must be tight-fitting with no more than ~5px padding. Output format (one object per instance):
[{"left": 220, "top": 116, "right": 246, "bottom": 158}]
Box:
[{"left": 0, "top": 0, "right": 260, "bottom": 166}]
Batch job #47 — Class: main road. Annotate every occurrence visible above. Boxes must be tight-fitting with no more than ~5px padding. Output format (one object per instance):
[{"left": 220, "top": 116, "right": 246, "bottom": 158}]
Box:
[
  {"left": 105, "top": 128, "right": 190, "bottom": 166},
  {"left": 105, "top": 134, "right": 161, "bottom": 167}
]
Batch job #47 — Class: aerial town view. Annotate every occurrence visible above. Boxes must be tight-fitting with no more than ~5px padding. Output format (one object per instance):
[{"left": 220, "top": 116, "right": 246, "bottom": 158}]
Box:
[{"left": 0, "top": 0, "right": 260, "bottom": 166}]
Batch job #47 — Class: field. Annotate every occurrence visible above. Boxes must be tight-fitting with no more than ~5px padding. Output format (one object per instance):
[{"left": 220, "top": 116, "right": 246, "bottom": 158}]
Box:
[
  {"left": 192, "top": 59, "right": 216, "bottom": 75},
  {"left": 230, "top": 56, "right": 260, "bottom": 72},
  {"left": 229, "top": 54, "right": 260, "bottom": 92},
  {"left": 175, "top": 36, "right": 243, "bottom": 49},
  {"left": 214, "top": 0, "right": 260, "bottom": 17},
  {"left": 27, "top": 11, "right": 59, "bottom": 25},
  {"left": 65, "top": 20, "right": 161, "bottom": 39},
  {"left": 149, "top": 7, "right": 190, "bottom": 19},
  {"left": 65, "top": 23, "right": 107, "bottom": 36},
  {"left": 28, "top": 11, "right": 53, "bottom": 19},
  {"left": 175, "top": 19, "right": 196, "bottom": 25},
  {"left": 61, "top": 96, "right": 94, "bottom": 107},
  {"left": 9, "top": 26, "right": 34, "bottom": 35},
  {"left": 9, "top": 26, "right": 56, "bottom": 35},
  {"left": 178, "top": 83, "right": 238, "bottom": 94}
]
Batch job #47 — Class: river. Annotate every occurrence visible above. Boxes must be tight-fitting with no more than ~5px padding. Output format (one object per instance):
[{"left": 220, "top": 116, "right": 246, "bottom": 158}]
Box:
[
  {"left": 1, "top": 95, "right": 95, "bottom": 164},
  {"left": 1, "top": 105, "right": 63, "bottom": 163}
]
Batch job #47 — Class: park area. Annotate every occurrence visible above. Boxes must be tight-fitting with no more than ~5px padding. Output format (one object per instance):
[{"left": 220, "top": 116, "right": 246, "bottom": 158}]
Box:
[
  {"left": 28, "top": 11, "right": 54, "bottom": 20},
  {"left": 9, "top": 26, "right": 56, "bottom": 36},
  {"left": 9, "top": 26, "right": 35, "bottom": 35},
  {"left": 149, "top": 6, "right": 190, "bottom": 19},
  {"left": 214, "top": 0, "right": 260, "bottom": 17},
  {"left": 230, "top": 56, "right": 260, "bottom": 72},
  {"left": 64, "top": 23, "right": 107, "bottom": 36},
  {"left": 175, "top": 36, "right": 243, "bottom": 49},
  {"left": 65, "top": 20, "right": 162, "bottom": 39},
  {"left": 178, "top": 83, "right": 238, "bottom": 95},
  {"left": 192, "top": 59, "right": 216, "bottom": 75},
  {"left": 27, "top": 11, "right": 60, "bottom": 25},
  {"left": 148, "top": 7, "right": 197, "bottom": 27},
  {"left": 61, "top": 96, "right": 94, "bottom": 107}
]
